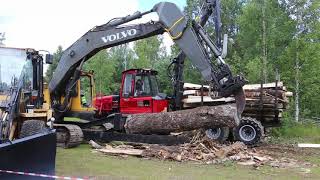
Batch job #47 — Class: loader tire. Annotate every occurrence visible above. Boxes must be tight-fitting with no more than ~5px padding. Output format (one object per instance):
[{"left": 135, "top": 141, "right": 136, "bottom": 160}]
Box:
[
  {"left": 205, "top": 127, "right": 229, "bottom": 143},
  {"left": 233, "top": 117, "right": 264, "bottom": 145},
  {"left": 19, "top": 120, "right": 46, "bottom": 138}
]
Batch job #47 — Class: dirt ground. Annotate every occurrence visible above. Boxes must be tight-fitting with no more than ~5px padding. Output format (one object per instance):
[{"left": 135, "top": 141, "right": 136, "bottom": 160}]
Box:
[
  {"left": 257, "top": 143, "right": 320, "bottom": 159},
  {"left": 56, "top": 141, "right": 320, "bottom": 180}
]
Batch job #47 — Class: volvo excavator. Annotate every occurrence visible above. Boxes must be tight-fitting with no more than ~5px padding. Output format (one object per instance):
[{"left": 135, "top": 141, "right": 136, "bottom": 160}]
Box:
[{"left": 48, "top": 1, "right": 247, "bottom": 147}]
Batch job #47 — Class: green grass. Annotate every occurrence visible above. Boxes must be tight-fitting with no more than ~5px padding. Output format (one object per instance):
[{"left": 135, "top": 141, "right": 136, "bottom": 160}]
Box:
[
  {"left": 271, "top": 119, "right": 320, "bottom": 144},
  {"left": 56, "top": 144, "right": 320, "bottom": 180}
]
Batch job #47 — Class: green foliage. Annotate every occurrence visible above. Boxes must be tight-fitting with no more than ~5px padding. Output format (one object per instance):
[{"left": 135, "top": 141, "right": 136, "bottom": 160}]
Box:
[
  {"left": 243, "top": 58, "right": 261, "bottom": 83},
  {"left": 84, "top": 50, "right": 117, "bottom": 95},
  {"left": 233, "top": 0, "right": 319, "bottom": 119},
  {"left": 279, "top": 38, "right": 320, "bottom": 117},
  {"left": 132, "top": 36, "right": 165, "bottom": 69},
  {"left": 182, "top": 60, "right": 202, "bottom": 84},
  {"left": 271, "top": 115, "right": 320, "bottom": 143},
  {"left": 221, "top": 0, "right": 246, "bottom": 38},
  {"left": 154, "top": 57, "right": 172, "bottom": 95},
  {"left": 86, "top": 45, "right": 133, "bottom": 95},
  {"left": 107, "top": 45, "right": 135, "bottom": 93},
  {"left": 45, "top": 46, "right": 63, "bottom": 82},
  {"left": 277, "top": 0, "right": 320, "bottom": 118},
  {"left": 236, "top": 0, "right": 295, "bottom": 77},
  {"left": 132, "top": 36, "right": 172, "bottom": 93}
]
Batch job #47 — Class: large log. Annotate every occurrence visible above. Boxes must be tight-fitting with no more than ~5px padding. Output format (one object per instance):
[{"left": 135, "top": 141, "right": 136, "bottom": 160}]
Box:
[{"left": 124, "top": 105, "right": 239, "bottom": 134}]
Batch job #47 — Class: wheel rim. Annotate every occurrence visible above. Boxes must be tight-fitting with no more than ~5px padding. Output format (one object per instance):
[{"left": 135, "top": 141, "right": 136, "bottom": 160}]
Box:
[
  {"left": 206, "top": 128, "right": 221, "bottom": 139},
  {"left": 239, "top": 125, "right": 256, "bottom": 142}
]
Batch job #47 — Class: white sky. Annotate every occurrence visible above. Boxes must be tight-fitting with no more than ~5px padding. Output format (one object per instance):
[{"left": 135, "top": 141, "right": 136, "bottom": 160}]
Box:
[{"left": 0, "top": 0, "right": 175, "bottom": 53}]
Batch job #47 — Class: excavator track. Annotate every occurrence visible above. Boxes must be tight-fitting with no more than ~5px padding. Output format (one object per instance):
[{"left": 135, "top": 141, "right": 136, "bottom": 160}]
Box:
[{"left": 54, "top": 124, "right": 83, "bottom": 148}]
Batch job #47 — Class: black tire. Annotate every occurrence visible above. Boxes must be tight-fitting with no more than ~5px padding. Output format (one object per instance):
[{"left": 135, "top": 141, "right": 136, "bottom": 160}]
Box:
[
  {"left": 233, "top": 117, "right": 264, "bottom": 145},
  {"left": 205, "top": 127, "right": 230, "bottom": 143},
  {"left": 19, "top": 120, "right": 46, "bottom": 138}
]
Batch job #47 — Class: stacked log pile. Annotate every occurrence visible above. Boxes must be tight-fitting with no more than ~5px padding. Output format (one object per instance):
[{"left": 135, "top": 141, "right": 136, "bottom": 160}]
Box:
[
  {"left": 183, "top": 82, "right": 293, "bottom": 122},
  {"left": 242, "top": 82, "right": 292, "bottom": 122}
]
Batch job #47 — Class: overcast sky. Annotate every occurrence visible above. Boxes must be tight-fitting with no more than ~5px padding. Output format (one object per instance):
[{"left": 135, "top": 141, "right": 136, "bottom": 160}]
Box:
[{"left": 0, "top": 0, "right": 186, "bottom": 53}]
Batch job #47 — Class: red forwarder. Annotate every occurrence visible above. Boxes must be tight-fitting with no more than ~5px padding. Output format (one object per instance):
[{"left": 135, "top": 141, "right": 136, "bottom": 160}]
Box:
[{"left": 94, "top": 69, "right": 168, "bottom": 116}]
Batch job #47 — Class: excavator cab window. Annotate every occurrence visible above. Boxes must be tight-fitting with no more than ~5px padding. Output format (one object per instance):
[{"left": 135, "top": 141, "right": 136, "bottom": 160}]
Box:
[{"left": 79, "top": 75, "right": 93, "bottom": 108}]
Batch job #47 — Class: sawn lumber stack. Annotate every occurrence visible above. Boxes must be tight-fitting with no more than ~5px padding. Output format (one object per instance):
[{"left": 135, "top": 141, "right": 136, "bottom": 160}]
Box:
[{"left": 183, "top": 82, "right": 292, "bottom": 123}]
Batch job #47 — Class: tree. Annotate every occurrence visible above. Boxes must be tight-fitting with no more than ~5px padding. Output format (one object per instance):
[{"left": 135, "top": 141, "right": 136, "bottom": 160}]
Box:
[
  {"left": 84, "top": 50, "right": 116, "bottom": 95},
  {"left": 236, "top": 0, "right": 295, "bottom": 83},
  {"left": 45, "top": 46, "right": 63, "bottom": 82},
  {"left": 132, "top": 36, "right": 165, "bottom": 69},
  {"left": 83, "top": 44, "right": 135, "bottom": 95},
  {"left": 108, "top": 44, "right": 135, "bottom": 93},
  {"left": 131, "top": 36, "right": 174, "bottom": 93},
  {"left": 278, "top": 0, "right": 320, "bottom": 120}
]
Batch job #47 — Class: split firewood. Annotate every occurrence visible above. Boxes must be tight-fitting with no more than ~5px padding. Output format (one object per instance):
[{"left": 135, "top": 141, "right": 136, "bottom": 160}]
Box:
[{"left": 214, "top": 142, "right": 246, "bottom": 158}]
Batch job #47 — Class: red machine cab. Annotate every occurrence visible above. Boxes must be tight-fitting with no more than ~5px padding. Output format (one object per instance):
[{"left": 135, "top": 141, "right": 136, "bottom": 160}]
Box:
[{"left": 94, "top": 69, "right": 168, "bottom": 116}]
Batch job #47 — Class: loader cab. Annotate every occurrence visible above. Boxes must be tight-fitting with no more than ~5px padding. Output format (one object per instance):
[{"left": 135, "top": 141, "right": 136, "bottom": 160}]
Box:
[
  {"left": 0, "top": 47, "right": 52, "bottom": 109},
  {"left": 0, "top": 47, "right": 54, "bottom": 140},
  {"left": 120, "top": 69, "right": 168, "bottom": 114}
]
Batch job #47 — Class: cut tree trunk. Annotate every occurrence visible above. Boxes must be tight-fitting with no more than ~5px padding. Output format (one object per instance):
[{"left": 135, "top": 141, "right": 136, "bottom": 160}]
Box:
[{"left": 124, "top": 105, "right": 239, "bottom": 134}]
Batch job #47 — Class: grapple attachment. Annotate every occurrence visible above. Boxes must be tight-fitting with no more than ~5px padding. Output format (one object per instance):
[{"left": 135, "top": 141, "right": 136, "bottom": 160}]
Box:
[
  {"left": 216, "top": 74, "right": 247, "bottom": 115},
  {"left": 234, "top": 87, "right": 246, "bottom": 115}
]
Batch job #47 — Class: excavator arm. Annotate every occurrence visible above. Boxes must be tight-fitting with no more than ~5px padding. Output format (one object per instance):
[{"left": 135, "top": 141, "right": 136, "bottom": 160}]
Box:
[
  {"left": 169, "top": 0, "right": 220, "bottom": 110},
  {"left": 49, "top": 1, "right": 246, "bottom": 115},
  {"left": 168, "top": 0, "right": 246, "bottom": 113}
]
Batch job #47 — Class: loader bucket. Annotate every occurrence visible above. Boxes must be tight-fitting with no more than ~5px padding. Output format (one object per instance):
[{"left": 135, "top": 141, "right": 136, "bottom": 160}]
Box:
[{"left": 0, "top": 130, "right": 56, "bottom": 180}]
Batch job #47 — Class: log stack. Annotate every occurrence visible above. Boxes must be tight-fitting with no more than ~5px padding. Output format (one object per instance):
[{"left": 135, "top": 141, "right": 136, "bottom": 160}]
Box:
[{"left": 182, "top": 82, "right": 293, "bottom": 123}]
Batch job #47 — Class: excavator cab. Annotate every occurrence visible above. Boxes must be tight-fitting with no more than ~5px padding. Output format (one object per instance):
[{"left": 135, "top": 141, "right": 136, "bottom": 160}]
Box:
[{"left": 62, "top": 70, "right": 96, "bottom": 119}]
